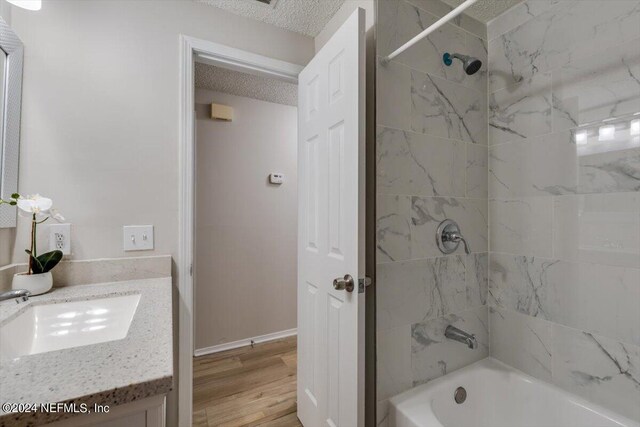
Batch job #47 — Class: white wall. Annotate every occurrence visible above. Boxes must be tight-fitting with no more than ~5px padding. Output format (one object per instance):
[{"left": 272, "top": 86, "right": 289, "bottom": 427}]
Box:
[
  {"left": 8, "top": 2, "right": 314, "bottom": 424},
  {"left": 314, "top": 0, "right": 375, "bottom": 52},
  {"left": 9, "top": 0, "right": 314, "bottom": 263},
  {"left": 0, "top": 228, "right": 14, "bottom": 266},
  {"left": 0, "top": 0, "right": 11, "bottom": 25},
  {"left": 194, "top": 89, "right": 297, "bottom": 351}
]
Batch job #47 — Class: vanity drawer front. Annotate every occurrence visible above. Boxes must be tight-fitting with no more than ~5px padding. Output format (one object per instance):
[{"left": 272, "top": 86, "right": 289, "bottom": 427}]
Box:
[{"left": 45, "top": 395, "right": 166, "bottom": 427}]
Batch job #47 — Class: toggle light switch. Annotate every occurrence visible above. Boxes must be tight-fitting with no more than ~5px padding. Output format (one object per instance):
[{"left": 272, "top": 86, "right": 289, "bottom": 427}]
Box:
[{"left": 123, "top": 225, "right": 154, "bottom": 251}]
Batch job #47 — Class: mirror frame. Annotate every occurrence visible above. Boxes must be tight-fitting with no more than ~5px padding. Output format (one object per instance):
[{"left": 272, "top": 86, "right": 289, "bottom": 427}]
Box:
[{"left": 0, "top": 17, "right": 23, "bottom": 228}]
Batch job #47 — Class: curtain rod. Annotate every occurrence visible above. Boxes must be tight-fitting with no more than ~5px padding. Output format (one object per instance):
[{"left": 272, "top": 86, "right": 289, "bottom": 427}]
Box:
[{"left": 381, "top": 0, "right": 479, "bottom": 64}]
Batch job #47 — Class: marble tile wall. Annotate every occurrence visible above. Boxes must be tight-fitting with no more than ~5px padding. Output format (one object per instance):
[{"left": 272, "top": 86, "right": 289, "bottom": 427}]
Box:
[
  {"left": 488, "top": 0, "right": 640, "bottom": 422},
  {"left": 376, "top": 1, "right": 488, "bottom": 424}
]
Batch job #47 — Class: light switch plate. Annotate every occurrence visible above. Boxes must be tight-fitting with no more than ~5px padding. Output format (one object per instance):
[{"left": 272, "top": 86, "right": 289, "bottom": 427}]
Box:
[
  {"left": 123, "top": 225, "right": 154, "bottom": 251},
  {"left": 49, "top": 223, "right": 71, "bottom": 255}
]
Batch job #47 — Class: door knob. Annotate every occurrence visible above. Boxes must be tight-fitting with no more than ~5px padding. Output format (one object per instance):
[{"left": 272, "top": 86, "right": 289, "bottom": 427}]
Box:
[{"left": 333, "top": 274, "right": 355, "bottom": 292}]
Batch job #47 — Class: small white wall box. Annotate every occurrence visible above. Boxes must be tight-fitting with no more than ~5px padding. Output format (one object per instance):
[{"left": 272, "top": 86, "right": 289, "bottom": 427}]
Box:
[
  {"left": 211, "top": 103, "right": 233, "bottom": 121},
  {"left": 269, "top": 173, "right": 284, "bottom": 184},
  {"left": 123, "top": 225, "right": 154, "bottom": 251}
]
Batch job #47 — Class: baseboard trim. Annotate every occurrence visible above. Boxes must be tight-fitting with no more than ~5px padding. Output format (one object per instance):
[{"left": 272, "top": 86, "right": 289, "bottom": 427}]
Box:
[{"left": 194, "top": 328, "right": 297, "bottom": 357}]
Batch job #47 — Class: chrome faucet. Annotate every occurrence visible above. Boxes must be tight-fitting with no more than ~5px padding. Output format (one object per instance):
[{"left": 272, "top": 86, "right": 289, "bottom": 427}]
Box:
[
  {"left": 0, "top": 289, "right": 31, "bottom": 303},
  {"left": 436, "top": 219, "right": 471, "bottom": 255},
  {"left": 443, "top": 230, "right": 470, "bottom": 254},
  {"left": 445, "top": 325, "right": 477, "bottom": 349}
]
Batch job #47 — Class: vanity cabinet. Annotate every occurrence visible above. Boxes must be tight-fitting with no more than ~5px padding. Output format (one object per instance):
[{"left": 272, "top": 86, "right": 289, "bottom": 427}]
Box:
[{"left": 45, "top": 395, "right": 166, "bottom": 427}]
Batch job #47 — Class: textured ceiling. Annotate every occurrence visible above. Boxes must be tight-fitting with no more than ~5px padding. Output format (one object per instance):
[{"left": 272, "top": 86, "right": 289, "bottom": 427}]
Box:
[
  {"left": 440, "top": 0, "right": 523, "bottom": 23},
  {"left": 195, "top": 62, "right": 298, "bottom": 106},
  {"left": 196, "top": 0, "right": 345, "bottom": 37}
]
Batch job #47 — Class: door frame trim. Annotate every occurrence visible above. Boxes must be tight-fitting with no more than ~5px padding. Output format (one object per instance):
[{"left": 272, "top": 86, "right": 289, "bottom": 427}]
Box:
[{"left": 178, "top": 35, "right": 303, "bottom": 426}]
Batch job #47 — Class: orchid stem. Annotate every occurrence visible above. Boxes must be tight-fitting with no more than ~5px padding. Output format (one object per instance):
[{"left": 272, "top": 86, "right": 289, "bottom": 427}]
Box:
[
  {"left": 33, "top": 215, "right": 38, "bottom": 258},
  {"left": 28, "top": 213, "right": 36, "bottom": 274}
]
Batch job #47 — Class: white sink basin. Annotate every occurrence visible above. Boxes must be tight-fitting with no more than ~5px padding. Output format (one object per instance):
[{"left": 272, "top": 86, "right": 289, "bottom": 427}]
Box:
[{"left": 0, "top": 294, "right": 141, "bottom": 359}]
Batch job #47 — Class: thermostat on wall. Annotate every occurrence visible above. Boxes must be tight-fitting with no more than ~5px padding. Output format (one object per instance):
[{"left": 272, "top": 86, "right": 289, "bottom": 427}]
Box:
[{"left": 269, "top": 173, "right": 284, "bottom": 184}]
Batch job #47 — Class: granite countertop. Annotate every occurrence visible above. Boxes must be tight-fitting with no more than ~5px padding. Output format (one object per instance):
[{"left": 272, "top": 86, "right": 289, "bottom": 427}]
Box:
[{"left": 0, "top": 278, "right": 173, "bottom": 426}]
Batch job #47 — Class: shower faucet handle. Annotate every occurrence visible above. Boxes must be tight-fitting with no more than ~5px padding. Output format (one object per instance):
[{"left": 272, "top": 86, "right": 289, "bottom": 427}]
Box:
[
  {"left": 436, "top": 219, "right": 471, "bottom": 255},
  {"left": 445, "top": 231, "right": 471, "bottom": 254}
]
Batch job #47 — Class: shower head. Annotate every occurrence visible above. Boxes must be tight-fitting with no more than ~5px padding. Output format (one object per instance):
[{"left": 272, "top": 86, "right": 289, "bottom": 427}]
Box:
[{"left": 443, "top": 52, "right": 482, "bottom": 75}]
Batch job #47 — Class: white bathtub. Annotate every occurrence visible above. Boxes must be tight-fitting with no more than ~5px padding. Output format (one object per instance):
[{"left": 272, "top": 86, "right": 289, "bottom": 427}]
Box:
[{"left": 389, "top": 358, "right": 639, "bottom": 427}]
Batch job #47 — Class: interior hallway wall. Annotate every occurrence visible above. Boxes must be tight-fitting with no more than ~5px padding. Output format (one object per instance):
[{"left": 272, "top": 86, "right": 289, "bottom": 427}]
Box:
[
  {"left": 487, "top": 1, "right": 640, "bottom": 421},
  {"left": 194, "top": 89, "right": 297, "bottom": 351},
  {"left": 375, "top": 0, "right": 488, "bottom": 424}
]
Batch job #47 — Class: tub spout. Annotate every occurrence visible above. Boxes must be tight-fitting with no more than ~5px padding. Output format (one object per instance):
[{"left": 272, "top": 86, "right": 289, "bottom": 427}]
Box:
[{"left": 445, "top": 325, "right": 477, "bottom": 349}]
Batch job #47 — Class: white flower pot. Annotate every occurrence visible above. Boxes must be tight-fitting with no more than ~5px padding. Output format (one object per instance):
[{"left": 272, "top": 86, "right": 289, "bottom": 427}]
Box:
[{"left": 12, "top": 271, "right": 53, "bottom": 296}]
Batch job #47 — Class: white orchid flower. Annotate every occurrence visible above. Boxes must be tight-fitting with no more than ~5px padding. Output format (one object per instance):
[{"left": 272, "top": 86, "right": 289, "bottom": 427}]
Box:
[
  {"left": 17, "top": 194, "right": 65, "bottom": 222},
  {"left": 17, "top": 194, "right": 52, "bottom": 214},
  {"left": 3, "top": 192, "right": 67, "bottom": 275},
  {"left": 50, "top": 208, "right": 65, "bottom": 222}
]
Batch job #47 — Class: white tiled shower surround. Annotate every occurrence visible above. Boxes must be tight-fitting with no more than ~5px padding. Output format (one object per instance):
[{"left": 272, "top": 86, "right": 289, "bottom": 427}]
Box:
[
  {"left": 376, "top": 0, "right": 640, "bottom": 425},
  {"left": 376, "top": 0, "right": 489, "bottom": 424},
  {"left": 488, "top": 0, "right": 640, "bottom": 422}
]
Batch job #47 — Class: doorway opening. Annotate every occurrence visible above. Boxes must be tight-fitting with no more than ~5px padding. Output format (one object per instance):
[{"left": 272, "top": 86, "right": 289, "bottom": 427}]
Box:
[
  {"left": 191, "top": 60, "right": 301, "bottom": 426},
  {"left": 177, "top": 36, "right": 305, "bottom": 426},
  {"left": 178, "top": 11, "right": 369, "bottom": 423}
]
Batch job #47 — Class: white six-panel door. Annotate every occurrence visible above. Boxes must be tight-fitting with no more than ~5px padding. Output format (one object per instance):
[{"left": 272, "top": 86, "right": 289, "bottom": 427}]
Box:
[{"left": 297, "top": 8, "right": 366, "bottom": 427}]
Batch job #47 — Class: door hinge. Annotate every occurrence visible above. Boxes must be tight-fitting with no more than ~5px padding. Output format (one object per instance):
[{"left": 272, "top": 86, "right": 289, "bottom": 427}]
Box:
[
  {"left": 358, "top": 277, "right": 372, "bottom": 294},
  {"left": 189, "top": 264, "right": 193, "bottom": 277}
]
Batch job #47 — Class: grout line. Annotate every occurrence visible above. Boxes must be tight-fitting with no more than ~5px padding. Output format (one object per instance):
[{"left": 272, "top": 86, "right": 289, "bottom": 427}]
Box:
[
  {"left": 489, "top": 305, "right": 640, "bottom": 352},
  {"left": 376, "top": 123, "right": 490, "bottom": 147},
  {"left": 377, "top": 54, "right": 488, "bottom": 99},
  {"left": 402, "top": 0, "right": 488, "bottom": 41},
  {"left": 487, "top": 251, "right": 640, "bottom": 271},
  {"left": 377, "top": 304, "right": 488, "bottom": 336},
  {"left": 551, "top": 193, "right": 556, "bottom": 259},
  {"left": 488, "top": 191, "right": 640, "bottom": 201},
  {"left": 376, "top": 254, "right": 490, "bottom": 267},
  {"left": 376, "top": 191, "right": 490, "bottom": 201}
]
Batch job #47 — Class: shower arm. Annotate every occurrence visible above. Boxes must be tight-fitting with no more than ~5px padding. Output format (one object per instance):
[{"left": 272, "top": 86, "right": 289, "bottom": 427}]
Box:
[{"left": 381, "top": 0, "right": 479, "bottom": 64}]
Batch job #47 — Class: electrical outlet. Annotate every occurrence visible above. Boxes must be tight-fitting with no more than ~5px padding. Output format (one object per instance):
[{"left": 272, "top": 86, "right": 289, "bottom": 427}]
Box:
[{"left": 49, "top": 223, "right": 71, "bottom": 255}]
